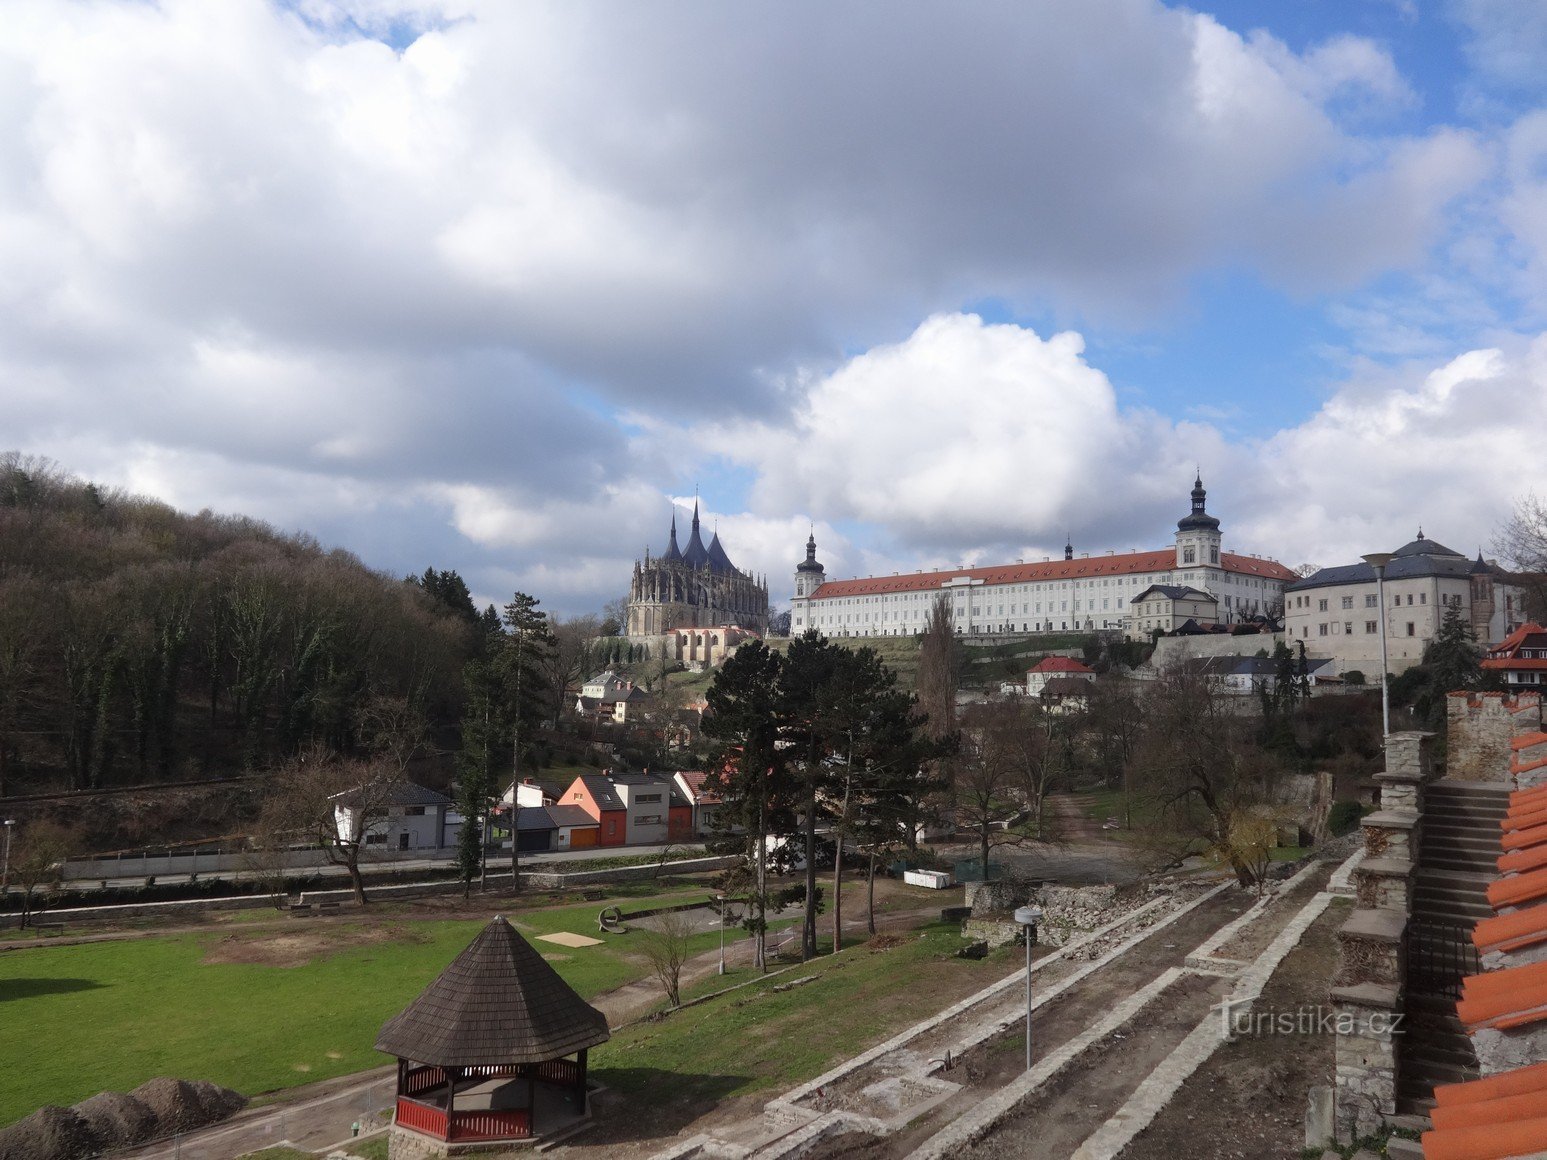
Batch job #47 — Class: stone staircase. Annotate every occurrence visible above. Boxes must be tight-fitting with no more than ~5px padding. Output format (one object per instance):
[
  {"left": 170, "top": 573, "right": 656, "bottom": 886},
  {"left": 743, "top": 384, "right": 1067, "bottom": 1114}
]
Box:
[{"left": 1397, "top": 780, "right": 1509, "bottom": 1113}]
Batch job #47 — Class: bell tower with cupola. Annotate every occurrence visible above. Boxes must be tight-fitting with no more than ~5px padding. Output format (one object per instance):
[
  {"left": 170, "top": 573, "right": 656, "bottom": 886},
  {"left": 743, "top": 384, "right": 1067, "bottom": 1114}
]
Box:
[
  {"left": 1174, "top": 474, "right": 1222, "bottom": 571},
  {"left": 790, "top": 530, "right": 826, "bottom": 634}
]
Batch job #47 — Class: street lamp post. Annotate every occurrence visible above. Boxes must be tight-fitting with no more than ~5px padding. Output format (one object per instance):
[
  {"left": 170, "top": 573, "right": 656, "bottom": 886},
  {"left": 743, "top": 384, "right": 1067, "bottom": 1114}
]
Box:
[
  {"left": 1, "top": 820, "right": 13, "bottom": 894},
  {"left": 715, "top": 893, "right": 727, "bottom": 975},
  {"left": 1014, "top": 905, "right": 1043, "bottom": 1072},
  {"left": 1362, "top": 552, "right": 1395, "bottom": 737}
]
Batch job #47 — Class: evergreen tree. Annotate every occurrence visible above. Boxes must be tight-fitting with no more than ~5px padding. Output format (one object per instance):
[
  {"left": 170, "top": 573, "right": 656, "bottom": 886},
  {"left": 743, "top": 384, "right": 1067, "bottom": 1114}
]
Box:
[
  {"left": 703, "top": 640, "right": 790, "bottom": 972},
  {"left": 1424, "top": 602, "right": 1482, "bottom": 695},
  {"left": 454, "top": 656, "right": 508, "bottom": 895},
  {"left": 500, "top": 592, "right": 553, "bottom": 891}
]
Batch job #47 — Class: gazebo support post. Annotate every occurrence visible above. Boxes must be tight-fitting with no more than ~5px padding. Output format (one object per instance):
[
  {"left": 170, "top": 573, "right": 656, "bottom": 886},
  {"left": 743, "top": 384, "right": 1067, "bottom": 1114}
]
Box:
[
  {"left": 577, "top": 1048, "right": 589, "bottom": 1114},
  {"left": 446, "top": 1065, "right": 460, "bottom": 1132},
  {"left": 396, "top": 1058, "right": 406, "bottom": 1100}
]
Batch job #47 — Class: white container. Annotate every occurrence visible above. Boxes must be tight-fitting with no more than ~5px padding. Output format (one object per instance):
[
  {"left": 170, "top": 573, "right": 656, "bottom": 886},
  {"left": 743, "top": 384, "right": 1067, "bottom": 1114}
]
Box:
[{"left": 903, "top": 869, "right": 955, "bottom": 889}]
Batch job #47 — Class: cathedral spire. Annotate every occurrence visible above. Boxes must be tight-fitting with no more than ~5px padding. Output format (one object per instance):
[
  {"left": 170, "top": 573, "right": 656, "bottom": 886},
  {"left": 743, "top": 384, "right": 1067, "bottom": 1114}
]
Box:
[{"left": 662, "top": 507, "right": 683, "bottom": 562}]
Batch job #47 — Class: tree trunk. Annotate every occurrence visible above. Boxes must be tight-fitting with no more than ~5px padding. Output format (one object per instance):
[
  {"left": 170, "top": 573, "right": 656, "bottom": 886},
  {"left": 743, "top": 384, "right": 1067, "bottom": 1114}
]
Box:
[
  {"left": 802, "top": 780, "right": 818, "bottom": 960},
  {"left": 345, "top": 854, "right": 367, "bottom": 905},
  {"left": 980, "top": 824, "right": 991, "bottom": 883},
  {"left": 866, "top": 851, "right": 877, "bottom": 936}
]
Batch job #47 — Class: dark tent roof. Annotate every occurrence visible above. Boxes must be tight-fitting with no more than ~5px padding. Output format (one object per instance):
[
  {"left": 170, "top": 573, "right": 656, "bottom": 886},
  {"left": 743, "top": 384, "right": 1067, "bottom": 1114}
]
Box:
[
  {"left": 662, "top": 511, "right": 683, "bottom": 562},
  {"left": 375, "top": 916, "right": 609, "bottom": 1066},
  {"left": 682, "top": 501, "right": 710, "bottom": 568}
]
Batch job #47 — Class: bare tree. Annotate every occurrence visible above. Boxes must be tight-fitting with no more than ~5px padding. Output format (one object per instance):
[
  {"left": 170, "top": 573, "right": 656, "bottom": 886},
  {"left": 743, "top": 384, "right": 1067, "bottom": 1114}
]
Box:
[
  {"left": 10, "top": 821, "right": 74, "bottom": 929},
  {"left": 1496, "top": 492, "right": 1547, "bottom": 621},
  {"left": 636, "top": 908, "right": 698, "bottom": 1007},
  {"left": 260, "top": 749, "right": 403, "bottom": 904},
  {"left": 1130, "top": 672, "right": 1281, "bottom": 888},
  {"left": 541, "top": 615, "right": 600, "bottom": 726}
]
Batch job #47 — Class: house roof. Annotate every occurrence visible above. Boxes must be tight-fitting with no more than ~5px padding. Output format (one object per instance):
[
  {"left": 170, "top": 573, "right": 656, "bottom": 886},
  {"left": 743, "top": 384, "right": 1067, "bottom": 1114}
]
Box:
[
  {"left": 1131, "top": 584, "right": 1216, "bottom": 604},
  {"left": 374, "top": 916, "right": 610, "bottom": 1066},
  {"left": 1028, "top": 656, "right": 1094, "bottom": 675},
  {"left": 545, "top": 804, "right": 598, "bottom": 829},
  {"left": 330, "top": 781, "right": 452, "bottom": 809},
  {"left": 1423, "top": 1062, "right": 1547, "bottom": 1160},
  {"left": 674, "top": 770, "right": 722, "bottom": 805},
  {"left": 1285, "top": 535, "right": 1506, "bottom": 593},
  {"left": 808, "top": 548, "right": 1293, "bottom": 599},
  {"left": 575, "top": 774, "right": 625, "bottom": 811},
  {"left": 1040, "top": 676, "right": 1093, "bottom": 697}
]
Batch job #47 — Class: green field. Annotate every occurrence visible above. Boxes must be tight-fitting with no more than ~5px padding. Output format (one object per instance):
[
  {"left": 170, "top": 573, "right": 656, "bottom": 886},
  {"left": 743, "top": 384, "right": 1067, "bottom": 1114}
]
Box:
[
  {"left": 0, "top": 887, "right": 726, "bottom": 1126},
  {"left": 596, "top": 921, "right": 1009, "bottom": 1105}
]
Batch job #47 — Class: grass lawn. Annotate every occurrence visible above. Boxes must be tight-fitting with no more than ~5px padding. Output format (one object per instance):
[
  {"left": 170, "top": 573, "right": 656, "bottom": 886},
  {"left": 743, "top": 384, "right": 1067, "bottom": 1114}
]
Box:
[
  {"left": 595, "top": 921, "right": 1011, "bottom": 1105},
  {"left": 0, "top": 887, "right": 721, "bottom": 1126}
]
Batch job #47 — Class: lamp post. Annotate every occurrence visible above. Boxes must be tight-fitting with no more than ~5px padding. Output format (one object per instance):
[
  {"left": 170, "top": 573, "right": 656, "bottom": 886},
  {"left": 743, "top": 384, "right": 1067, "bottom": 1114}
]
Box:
[
  {"left": 1014, "top": 905, "right": 1043, "bottom": 1072},
  {"left": 1362, "top": 552, "right": 1395, "bottom": 737},
  {"left": 1, "top": 820, "right": 13, "bottom": 894},
  {"left": 715, "top": 893, "right": 728, "bottom": 975}
]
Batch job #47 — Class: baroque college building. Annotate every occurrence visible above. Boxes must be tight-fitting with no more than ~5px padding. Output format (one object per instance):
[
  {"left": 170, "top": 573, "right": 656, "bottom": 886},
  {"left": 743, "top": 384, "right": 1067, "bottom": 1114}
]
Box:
[
  {"left": 790, "top": 477, "right": 1295, "bottom": 639},
  {"left": 626, "top": 502, "right": 769, "bottom": 664}
]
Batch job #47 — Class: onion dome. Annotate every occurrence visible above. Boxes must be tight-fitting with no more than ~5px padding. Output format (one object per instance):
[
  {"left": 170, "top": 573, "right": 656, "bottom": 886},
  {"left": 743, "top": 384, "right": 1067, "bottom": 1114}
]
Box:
[{"left": 797, "top": 531, "right": 824, "bottom": 574}]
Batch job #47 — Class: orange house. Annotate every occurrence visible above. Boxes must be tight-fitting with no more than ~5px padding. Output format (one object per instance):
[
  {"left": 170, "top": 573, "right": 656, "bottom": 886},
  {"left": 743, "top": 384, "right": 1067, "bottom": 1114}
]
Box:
[{"left": 559, "top": 774, "right": 628, "bottom": 847}]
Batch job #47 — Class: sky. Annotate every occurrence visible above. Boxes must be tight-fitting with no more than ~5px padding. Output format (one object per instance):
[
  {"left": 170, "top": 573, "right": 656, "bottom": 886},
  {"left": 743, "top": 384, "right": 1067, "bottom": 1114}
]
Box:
[{"left": 5, "top": 0, "right": 1547, "bottom": 616}]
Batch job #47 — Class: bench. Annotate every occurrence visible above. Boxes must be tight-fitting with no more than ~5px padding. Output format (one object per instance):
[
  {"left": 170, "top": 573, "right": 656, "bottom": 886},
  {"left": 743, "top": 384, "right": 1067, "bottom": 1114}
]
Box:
[
  {"left": 289, "top": 904, "right": 314, "bottom": 917},
  {"left": 317, "top": 901, "right": 343, "bottom": 912},
  {"left": 32, "top": 922, "right": 65, "bottom": 933},
  {"left": 582, "top": 889, "right": 605, "bottom": 902}
]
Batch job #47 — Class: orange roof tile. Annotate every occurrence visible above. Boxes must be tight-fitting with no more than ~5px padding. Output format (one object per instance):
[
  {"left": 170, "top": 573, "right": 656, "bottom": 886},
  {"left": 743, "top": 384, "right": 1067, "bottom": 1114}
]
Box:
[
  {"left": 1505, "top": 807, "right": 1547, "bottom": 834},
  {"left": 1029, "top": 656, "right": 1094, "bottom": 674},
  {"left": 1435, "top": 1061, "right": 1547, "bottom": 1107},
  {"left": 1513, "top": 732, "right": 1547, "bottom": 752},
  {"left": 1422, "top": 1114, "right": 1547, "bottom": 1160},
  {"left": 1499, "top": 846, "right": 1547, "bottom": 876},
  {"left": 808, "top": 548, "right": 1295, "bottom": 599},
  {"left": 1474, "top": 905, "right": 1547, "bottom": 956},
  {"left": 1458, "top": 961, "right": 1547, "bottom": 1030},
  {"left": 1488, "top": 868, "right": 1547, "bottom": 911},
  {"left": 1502, "top": 823, "right": 1547, "bottom": 853}
]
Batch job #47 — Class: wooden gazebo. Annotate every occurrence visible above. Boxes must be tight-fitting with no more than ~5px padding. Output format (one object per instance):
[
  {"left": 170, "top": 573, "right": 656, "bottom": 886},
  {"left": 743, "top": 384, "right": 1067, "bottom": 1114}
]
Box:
[{"left": 376, "top": 915, "right": 610, "bottom": 1147}]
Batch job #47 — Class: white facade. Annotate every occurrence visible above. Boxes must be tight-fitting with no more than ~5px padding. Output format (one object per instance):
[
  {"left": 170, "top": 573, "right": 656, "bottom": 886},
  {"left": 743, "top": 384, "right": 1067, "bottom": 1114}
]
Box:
[
  {"left": 790, "top": 479, "right": 1292, "bottom": 639},
  {"left": 1284, "top": 535, "right": 1526, "bottom": 675},
  {"left": 1126, "top": 585, "right": 1221, "bottom": 640}
]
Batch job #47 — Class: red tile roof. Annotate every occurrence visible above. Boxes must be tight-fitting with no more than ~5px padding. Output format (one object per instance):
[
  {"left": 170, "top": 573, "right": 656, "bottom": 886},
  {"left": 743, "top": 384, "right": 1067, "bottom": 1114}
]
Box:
[
  {"left": 807, "top": 548, "right": 1294, "bottom": 599},
  {"left": 1425, "top": 1062, "right": 1547, "bottom": 1159},
  {"left": 673, "top": 769, "right": 722, "bottom": 805},
  {"left": 1029, "top": 656, "right": 1095, "bottom": 674},
  {"left": 1456, "top": 959, "right": 1547, "bottom": 1030},
  {"left": 1474, "top": 905, "right": 1547, "bottom": 957},
  {"left": 1487, "top": 867, "right": 1547, "bottom": 910}
]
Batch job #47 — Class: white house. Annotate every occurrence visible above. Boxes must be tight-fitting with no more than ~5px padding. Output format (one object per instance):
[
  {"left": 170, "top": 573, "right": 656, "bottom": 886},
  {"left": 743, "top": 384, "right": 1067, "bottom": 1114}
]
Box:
[
  {"left": 1126, "top": 584, "right": 1221, "bottom": 640},
  {"left": 1025, "top": 656, "right": 1096, "bottom": 696},
  {"left": 330, "top": 781, "right": 456, "bottom": 852}
]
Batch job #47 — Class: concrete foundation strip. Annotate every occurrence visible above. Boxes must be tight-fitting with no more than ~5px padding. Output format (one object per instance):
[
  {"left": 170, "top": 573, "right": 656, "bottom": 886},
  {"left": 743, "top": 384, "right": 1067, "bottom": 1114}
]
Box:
[{"left": 1328, "top": 847, "right": 1365, "bottom": 896}]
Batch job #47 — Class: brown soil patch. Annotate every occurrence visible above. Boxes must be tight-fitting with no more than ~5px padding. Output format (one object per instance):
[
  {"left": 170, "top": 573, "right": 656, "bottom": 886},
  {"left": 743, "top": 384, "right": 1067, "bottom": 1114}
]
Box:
[
  {"left": 73, "top": 1091, "right": 157, "bottom": 1148},
  {"left": 865, "top": 934, "right": 906, "bottom": 950},
  {"left": 201, "top": 924, "right": 418, "bottom": 967}
]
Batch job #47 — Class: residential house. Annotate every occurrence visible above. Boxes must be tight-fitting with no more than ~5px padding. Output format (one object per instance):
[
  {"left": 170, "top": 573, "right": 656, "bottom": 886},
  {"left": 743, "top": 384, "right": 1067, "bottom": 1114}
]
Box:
[
  {"left": 330, "top": 781, "right": 455, "bottom": 852},
  {"left": 1025, "top": 656, "right": 1097, "bottom": 696},
  {"left": 559, "top": 774, "right": 628, "bottom": 847},
  {"left": 1483, "top": 623, "right": 1547, "bottom": 691},
  {"left": 672, "top": 770, "right": 724, "bottom": 834},
  {"left": 1039, "top": 675, "right": 1093, "bottom": 714},
  {"left": 1126, "top": 584, "right": 1220, "bottom": 640}
]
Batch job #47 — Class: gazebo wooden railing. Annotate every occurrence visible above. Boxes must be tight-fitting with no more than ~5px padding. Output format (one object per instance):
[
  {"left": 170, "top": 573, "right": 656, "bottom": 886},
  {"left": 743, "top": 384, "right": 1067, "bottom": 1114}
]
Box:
[{"left": 395, "top": 1096, "right": 531, "bottom": 1142}]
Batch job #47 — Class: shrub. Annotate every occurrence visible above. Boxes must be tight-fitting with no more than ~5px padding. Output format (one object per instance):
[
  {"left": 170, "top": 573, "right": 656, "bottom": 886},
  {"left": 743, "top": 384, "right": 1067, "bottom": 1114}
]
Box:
[{"left": 1343, "top": 670, "right": 1366, "bottom": 685}]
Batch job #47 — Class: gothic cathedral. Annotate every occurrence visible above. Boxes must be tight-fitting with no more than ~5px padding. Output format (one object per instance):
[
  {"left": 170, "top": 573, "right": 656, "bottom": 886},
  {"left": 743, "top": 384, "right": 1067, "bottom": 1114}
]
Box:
[{"left": 625, "top": 501, "right": 770, "bottom": 642}]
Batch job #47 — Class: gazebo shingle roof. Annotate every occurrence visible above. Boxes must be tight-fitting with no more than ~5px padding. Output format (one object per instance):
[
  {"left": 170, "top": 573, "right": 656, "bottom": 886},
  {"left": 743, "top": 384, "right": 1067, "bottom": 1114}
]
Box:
[{"left": 375, "top": 916, "right": 609, "bottom": 1066}]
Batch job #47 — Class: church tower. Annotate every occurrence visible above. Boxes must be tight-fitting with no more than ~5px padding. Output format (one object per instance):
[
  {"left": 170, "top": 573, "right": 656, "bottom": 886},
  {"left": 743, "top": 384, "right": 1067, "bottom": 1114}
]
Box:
[
  {"left": 1174, "top": 474, "right": 1222, "bottom": 571},
  {"left": 791, "top": 531, "right": 825, "bottom": 634}
]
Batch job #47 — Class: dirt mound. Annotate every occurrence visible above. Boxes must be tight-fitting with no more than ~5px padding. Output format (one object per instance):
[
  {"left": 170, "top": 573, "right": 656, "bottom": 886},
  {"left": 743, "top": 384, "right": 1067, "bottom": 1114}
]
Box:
[
  {"left": 189, "top": 1080, "right": 246, "bottom": 1122},
  {"left": 129, "top": 1077, "right": 244, "bottom": 1134},
  {"left": 73, "top": 1091, "right": 157, "bottom": 1148},
  {"left": 865, "top": 934, "right": 906, "bottom": 951},
  {"left": 0, "top": 1104, "right": 99, "bottom": 1160}
]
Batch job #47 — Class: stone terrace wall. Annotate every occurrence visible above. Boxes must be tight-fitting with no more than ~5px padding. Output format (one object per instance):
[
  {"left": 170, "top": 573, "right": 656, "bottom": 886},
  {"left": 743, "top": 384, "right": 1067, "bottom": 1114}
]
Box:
[{"left": 1447, "top": 692, "right": 1542, "bottom": 782}]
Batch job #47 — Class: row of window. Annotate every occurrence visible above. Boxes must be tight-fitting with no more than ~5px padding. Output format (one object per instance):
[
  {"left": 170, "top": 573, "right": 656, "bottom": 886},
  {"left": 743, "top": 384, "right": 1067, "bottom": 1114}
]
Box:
[{"left": 1310, "top": 621, "right": 1419, "bottom": 637}]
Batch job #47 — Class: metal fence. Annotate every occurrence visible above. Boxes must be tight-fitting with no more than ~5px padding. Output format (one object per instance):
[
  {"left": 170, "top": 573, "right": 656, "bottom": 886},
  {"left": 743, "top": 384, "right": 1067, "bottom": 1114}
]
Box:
[{"left": 1408, "top": 920, "right": 1480, "bottom": 1000}]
